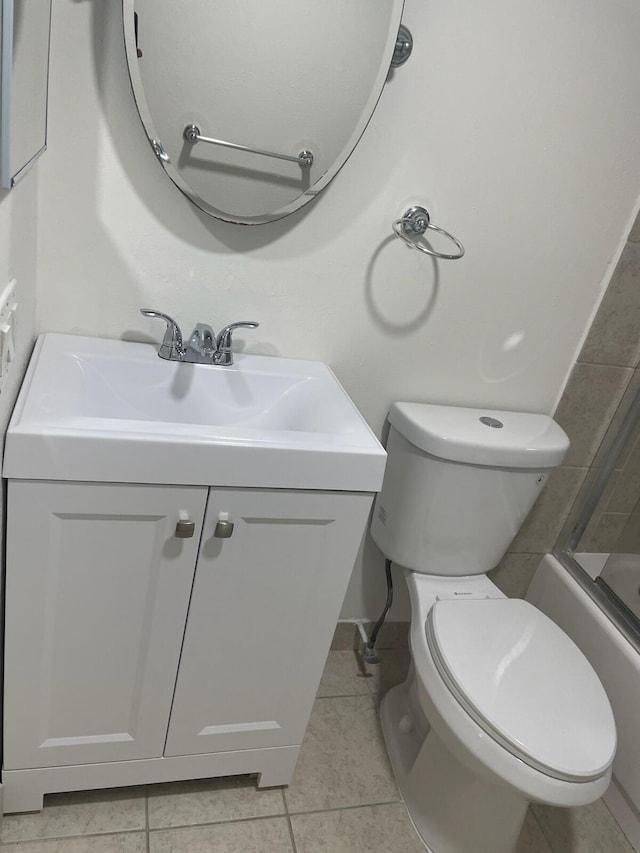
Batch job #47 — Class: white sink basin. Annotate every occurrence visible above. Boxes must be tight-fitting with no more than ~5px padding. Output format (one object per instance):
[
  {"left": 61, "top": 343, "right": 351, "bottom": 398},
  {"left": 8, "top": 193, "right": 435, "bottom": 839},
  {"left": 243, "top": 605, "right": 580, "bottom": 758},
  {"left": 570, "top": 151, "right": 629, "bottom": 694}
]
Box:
[{"left": 4, "top": 334, "right": 386, "bottom": 490}]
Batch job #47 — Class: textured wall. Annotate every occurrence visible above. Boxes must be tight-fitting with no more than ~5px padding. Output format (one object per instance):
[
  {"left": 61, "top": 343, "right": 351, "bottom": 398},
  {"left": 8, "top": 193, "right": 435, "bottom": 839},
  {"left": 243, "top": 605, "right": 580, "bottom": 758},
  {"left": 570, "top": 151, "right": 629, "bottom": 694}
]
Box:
[
  {"left": 573, "top": 216, "right": 640, "bottom": 557},
  {"left": 0, "top": 171, "right": 38, "bottom": 483},
  {"left": 490, "top": 209, "right": 640, "bottom": 596},
  {"left": 0, "top": 168, "right": 39, "bottom": 754},
  {"left": 35, "top": 0, "right": 640, "bottom": 618}
]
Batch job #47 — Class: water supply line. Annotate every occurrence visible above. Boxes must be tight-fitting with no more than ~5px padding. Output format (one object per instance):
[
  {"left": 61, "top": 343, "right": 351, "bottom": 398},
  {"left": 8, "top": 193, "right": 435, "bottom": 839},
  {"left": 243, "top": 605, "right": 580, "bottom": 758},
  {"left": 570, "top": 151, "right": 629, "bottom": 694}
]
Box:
[{"left": 362, "top": 558, "right": 394, "bottom": 664}]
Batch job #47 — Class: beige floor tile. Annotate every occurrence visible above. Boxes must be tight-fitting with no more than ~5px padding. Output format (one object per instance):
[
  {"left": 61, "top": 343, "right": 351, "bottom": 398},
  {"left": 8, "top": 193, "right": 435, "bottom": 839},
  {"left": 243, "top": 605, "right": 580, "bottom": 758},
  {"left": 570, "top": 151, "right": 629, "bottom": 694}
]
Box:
[
  {"left": 317, "top": 651, "right": 373, "bottom": 698},
  {"left": 330, "top": 622, "right": 409, "bottom": 652},
  {"left": 365, "top": 648, "right": 411, "bottom": 699},
  {"left": 149, "top": 816, "right": 293, "bottom": 852},
  {"left": 147, "top": 776, "right": 285, "bottom": 829},
  {"left": 284, "top": 695, "right": 399, "bottom": 813},
  {"left": 518, "top": 810, "right": 553, "bottom": 853},
  {"left": 0, "top": 832, "right": 146, "bottom": 852},
  {"left": 362, "top": 622, "right": 409, "bottom": 650},
  {"left": 331, "top": 623, "right": 358, "bottom": 651},
  {"left": 290, "top": 802, "right": 424, "bottom": 852},
  {"left": 1, "top": 788, "right": 147, "bottom": 843},
  {"left": 0, "top": 832, "right": 147, "bottom": 853},
  {"left": 532, "top": 799, "right": 634, "bottom": 852}
]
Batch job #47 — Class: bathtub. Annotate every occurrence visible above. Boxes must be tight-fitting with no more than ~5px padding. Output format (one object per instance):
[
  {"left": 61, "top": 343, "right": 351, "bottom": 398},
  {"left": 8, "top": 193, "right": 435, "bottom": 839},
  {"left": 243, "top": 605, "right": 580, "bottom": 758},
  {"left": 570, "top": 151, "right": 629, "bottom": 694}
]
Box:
[
  {"left": 528, "top": 554, "right": 640, "bottom": 851},
  {"left": 574, "top": 552, "right": 640, "bottom": 623}
]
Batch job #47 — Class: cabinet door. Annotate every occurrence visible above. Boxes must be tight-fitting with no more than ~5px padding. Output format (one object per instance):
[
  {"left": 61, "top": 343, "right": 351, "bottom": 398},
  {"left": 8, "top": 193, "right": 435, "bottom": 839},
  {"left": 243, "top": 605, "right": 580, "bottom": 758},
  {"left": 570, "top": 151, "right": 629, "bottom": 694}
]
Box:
[
  {"left": 4, "top": 480, "right": 208, "bottom": 770},
  {"left": 164, "top": 488, "right": 373, "bottom": 757}
]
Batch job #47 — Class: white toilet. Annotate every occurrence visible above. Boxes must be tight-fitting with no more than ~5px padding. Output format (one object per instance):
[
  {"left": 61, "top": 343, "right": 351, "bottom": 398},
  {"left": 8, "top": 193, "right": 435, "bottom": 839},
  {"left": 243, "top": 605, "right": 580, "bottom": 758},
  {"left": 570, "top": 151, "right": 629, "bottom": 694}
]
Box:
[{"left": 370, "top": 402, "right": 616, "bottom": 853}]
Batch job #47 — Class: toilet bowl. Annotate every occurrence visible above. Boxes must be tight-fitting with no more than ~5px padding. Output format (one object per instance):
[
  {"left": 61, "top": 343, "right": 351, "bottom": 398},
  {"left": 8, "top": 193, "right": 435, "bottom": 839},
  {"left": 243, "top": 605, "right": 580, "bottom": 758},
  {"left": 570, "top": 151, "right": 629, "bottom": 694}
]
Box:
[{"left": 371, "top": 403, "right": 616, "bottom": 853}]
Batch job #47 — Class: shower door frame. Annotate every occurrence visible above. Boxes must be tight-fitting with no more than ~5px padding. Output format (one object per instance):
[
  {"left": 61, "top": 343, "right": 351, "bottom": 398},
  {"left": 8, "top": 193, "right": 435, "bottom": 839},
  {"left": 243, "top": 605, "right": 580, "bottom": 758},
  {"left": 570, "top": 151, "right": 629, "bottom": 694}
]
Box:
[{"left": 555, "top": 379, "right": 640, "bottom": 655}]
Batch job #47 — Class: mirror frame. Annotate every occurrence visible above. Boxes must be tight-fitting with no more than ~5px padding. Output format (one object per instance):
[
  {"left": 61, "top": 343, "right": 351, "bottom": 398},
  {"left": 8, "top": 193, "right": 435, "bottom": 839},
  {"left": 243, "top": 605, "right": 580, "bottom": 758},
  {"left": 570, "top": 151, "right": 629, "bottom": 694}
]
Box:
[
  {"left": 122, "top": 0, "right": 404, "bottom": 224},
  {"left": 0, "top": 0, "right": 53, "bottom": 189}
]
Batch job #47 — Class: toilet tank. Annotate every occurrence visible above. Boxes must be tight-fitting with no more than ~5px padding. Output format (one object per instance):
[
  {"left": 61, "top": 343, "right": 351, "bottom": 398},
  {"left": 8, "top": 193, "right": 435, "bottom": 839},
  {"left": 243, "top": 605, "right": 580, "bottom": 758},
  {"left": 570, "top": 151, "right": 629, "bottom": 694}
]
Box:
[{"left": 370, "top": 403, "right": 569, "bottom": 576}]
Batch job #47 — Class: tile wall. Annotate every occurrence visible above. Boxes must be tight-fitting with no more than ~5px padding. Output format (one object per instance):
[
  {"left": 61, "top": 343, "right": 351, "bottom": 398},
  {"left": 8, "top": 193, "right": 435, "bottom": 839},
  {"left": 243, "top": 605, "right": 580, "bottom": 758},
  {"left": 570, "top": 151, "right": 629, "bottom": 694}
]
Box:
[
  {"left": 489, "top": 209, "right": 640, "bottom": 595},
  {"left": 575, "top": 368, "right": 640, "bottom": 556}
]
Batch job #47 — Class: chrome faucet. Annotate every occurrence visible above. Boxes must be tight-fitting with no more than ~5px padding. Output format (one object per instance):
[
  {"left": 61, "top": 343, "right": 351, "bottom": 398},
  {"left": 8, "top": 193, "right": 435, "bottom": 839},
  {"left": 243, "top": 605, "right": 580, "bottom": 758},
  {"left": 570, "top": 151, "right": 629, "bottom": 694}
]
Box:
[
  {"left": 214, "top": 322, "right": 260, "bottom": 365},
  {"left": 141, "top": 309, "right": 259, "bottom": 366},
  {"left": 140, "top": 309, "right": 186, "bottom": 360},
  {"left": 189, "top": 323, "right": 216, "bottom": 357}
]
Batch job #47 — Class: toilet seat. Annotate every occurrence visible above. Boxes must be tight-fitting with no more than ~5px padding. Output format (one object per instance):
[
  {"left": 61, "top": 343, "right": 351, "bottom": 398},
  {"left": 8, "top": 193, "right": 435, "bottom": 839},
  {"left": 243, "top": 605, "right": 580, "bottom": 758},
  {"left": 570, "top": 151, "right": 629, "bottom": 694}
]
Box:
[{"left": 426, "top": 598, "right": 616, "bottom": 782}]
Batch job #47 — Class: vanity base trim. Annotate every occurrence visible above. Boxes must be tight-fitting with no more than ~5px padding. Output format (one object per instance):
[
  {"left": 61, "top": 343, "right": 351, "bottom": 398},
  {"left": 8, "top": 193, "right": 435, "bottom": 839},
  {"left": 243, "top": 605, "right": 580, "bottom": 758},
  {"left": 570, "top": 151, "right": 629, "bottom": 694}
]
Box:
[{"left": 2, "top": 745, "right": 300, "bottom": 813}]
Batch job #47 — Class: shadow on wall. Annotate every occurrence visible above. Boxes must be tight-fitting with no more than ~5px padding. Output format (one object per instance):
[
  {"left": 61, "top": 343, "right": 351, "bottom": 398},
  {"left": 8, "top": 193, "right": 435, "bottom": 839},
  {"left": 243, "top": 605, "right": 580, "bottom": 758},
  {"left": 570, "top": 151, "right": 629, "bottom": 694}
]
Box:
[
  {"left": 82, "top": 0, "right": 305, "bottom": 253},
  {"left": 365, "top": 234, "right": 439, "bottom": 334},
  {"left": 55, "top": 0, "right": 443, "bottom": 349},
  {"left": 83, "top": 0, "right": 395, "bottom": 256}
]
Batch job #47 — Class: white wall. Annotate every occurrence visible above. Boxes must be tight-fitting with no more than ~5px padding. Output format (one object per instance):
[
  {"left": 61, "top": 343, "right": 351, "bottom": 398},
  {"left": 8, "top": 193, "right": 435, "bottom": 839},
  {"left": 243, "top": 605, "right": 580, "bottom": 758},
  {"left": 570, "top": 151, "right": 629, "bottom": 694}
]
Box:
[
  {"left": 0, "top": 169, "right": 37, "bottom": 715},
  {"left": 0, "top": 171, "right": 37, "bottom": 472},
  {"left": 35, "top": 0, "right": 640, "bottom": 618},
  {"left": 0, "top": 169, "right": 37, "bottom": 801}
]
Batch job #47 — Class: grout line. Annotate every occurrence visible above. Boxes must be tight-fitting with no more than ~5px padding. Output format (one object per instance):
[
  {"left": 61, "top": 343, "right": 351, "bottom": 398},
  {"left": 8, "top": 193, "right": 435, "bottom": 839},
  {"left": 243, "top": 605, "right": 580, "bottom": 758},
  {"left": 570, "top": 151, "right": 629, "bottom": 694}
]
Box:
[
  {"left": 0, "top": 829, "right": 148, "bottom": 847},
  {"left": 147, "top": 811, "right": 288, "bottom": 834},
  {"left": 145, "top": 787, "right": 150, "bottom": 853},
  {"left": 313, "top": 694, "right": 376, "bottom": 702},
  {"left": 285, "top": 798, "right": 403, "bottom": 819},
  {"left": 316, "top": 690, "right": 373, "bottom": 699},
  {"left": 600, "top": 796, "right": 639, "bottom": 852},
  {"left": 139, "top": 799, "right": 407, "bottom": 836},
  {"left": 502, "top": 550, "right": 545, "bottom": 556},
  {"left": 575, "top": 359, "right": 638, "bottom": 370},
  {"left": 286, "top": 815, "right": 299, "bottom": 853},
  {"left": 528, "top": 807, "right": 557, "bottom": 853},
  {"left": 281, "top": 786, "right": 298, "bottom": 853}
]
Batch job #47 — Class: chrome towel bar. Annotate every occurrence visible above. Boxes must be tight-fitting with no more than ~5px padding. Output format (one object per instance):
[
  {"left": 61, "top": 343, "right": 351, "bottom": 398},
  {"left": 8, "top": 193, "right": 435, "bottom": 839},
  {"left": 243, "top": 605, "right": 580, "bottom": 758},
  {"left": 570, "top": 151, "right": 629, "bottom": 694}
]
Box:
[
  {"left": 393, "top": 206, "right": 465, "bottom": 260},
  {"left": 183, "top": 124, "right": 314, "bottom": 168}
]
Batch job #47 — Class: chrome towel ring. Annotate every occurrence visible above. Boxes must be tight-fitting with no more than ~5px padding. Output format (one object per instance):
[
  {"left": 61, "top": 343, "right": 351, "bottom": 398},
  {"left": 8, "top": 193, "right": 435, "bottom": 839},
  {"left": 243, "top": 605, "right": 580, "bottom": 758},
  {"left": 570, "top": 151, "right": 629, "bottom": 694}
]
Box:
[{"left": 393, "top": 206, "right": 465, "bottom": 260}]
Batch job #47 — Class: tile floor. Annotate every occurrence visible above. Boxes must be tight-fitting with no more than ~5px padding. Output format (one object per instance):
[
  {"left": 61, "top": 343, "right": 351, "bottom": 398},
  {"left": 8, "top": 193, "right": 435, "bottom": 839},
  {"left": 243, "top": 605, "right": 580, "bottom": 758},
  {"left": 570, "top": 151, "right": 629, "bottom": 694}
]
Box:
[{"left": 0, "top": 647, "right": 634, "bottom": 852}]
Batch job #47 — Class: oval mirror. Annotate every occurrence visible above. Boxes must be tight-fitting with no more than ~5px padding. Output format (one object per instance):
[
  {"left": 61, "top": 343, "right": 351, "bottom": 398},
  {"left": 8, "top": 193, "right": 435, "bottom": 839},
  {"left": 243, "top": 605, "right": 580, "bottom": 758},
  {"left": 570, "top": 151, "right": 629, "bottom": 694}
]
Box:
[{"left": 123, "top": 1, "right": 405, "bottom": 224}]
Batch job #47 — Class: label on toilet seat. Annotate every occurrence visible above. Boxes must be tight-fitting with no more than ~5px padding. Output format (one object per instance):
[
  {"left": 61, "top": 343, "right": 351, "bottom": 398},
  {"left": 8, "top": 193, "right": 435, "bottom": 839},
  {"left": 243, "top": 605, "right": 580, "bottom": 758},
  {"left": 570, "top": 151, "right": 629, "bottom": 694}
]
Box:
[{"left": 435, "top": 592, "right": 490, "bottom": 601}]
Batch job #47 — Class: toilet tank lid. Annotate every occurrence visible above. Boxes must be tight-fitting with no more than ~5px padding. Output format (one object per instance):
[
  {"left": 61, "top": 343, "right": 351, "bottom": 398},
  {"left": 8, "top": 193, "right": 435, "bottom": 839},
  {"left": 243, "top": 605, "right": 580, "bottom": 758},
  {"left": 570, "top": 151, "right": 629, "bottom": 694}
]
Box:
[{"left": 388, "top": 402, "right": 569, "bottom": 468}]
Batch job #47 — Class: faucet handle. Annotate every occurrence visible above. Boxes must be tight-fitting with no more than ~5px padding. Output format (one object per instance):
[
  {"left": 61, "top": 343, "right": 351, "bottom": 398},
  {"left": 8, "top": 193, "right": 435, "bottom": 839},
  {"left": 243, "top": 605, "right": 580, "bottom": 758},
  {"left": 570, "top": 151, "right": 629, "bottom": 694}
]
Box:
[
  {"left": 140, "top": 309, "right": 185, "bottom": 359},
  {"left": 215, "top": 321, "right": 259, "bottom": 365},
  {"left": 189, "top": 323, "right": 216, "bottom": 355}
]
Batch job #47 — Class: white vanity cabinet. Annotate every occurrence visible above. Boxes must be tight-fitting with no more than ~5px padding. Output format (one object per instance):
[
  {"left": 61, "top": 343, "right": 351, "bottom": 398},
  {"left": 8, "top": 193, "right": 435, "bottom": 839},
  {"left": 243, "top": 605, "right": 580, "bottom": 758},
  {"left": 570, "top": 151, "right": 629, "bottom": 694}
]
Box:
[
  {"left": 4, "top": 481, "right": 209, "bottom": 772},
  {"left": 2, "top": 333, "right": 386, "bottom": 812},
  {"left": 3, "top": 479, "right": 373, "bottom": 812},
  {"left": 164, "top": 488, "right": 368, "bottom": 757}
]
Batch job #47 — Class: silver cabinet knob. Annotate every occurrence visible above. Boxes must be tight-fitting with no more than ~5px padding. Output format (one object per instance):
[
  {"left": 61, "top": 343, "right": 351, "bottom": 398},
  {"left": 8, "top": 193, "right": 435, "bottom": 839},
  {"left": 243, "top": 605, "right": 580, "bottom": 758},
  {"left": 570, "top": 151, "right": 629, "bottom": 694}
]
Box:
[
  {"left": 214, "top": 520, "right": 234, "bottom": 538},
  {"left": 175, "top": 519, "right": 195, "bottom": 538}
]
